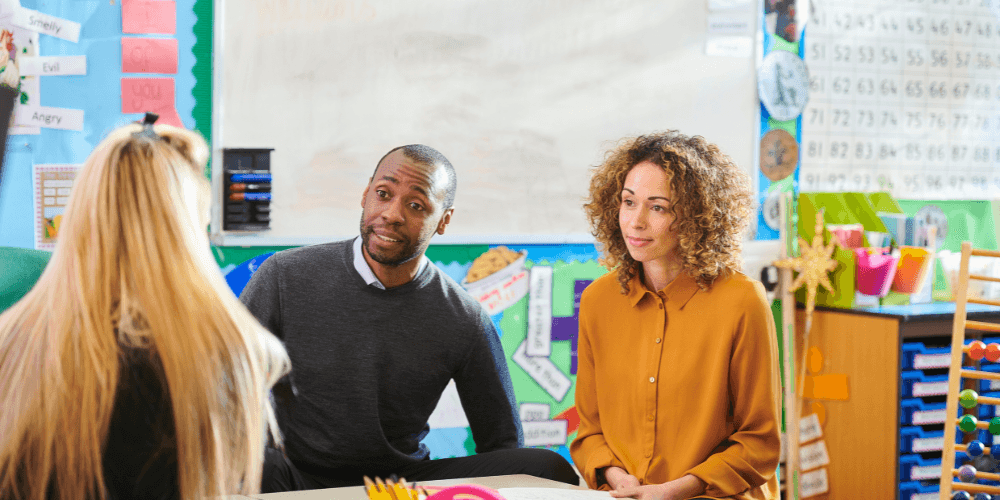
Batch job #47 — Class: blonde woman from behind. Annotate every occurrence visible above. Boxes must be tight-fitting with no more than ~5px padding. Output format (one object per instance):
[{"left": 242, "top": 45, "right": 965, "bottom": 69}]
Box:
[{"left": 0, "top": 116, "right": 291, "bottom": 500}]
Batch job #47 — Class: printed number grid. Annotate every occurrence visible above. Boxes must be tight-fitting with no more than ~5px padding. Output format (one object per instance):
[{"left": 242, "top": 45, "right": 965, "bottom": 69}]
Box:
[{"left": 802, "top": 0, "right": 1000, "bottom": 198}]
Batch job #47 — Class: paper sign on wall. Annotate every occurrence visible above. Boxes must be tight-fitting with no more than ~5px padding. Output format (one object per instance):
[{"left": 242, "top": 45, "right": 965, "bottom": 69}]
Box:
[
  {"left": 12, "top": 7, "right": 80, "bottom": 43},
  {"left": 526, "top": 266, "right": 553, "bottom": 357},
  {"left": 121, "top": 77, "right": 173, "bottom": 113},
  {"left": 33, "top": 164, "right": 80, "bottom": 250},
  {"left": 708, "top": 0, "right": 752, "bottom": 10},
  {"left": 122, "top": 38, "right": 178, "bottom": 74},
  {"left": 799, "top": 413, "right": 823, "bottom": 443},
  {"left": 15, "top": 105, "right": 83, "bottom": 131},
  {"left": 513, "top": 341, "right": 571, "bottom": 402},
  {"left": 520, "top": 403, "right": 550, "bottom": 422},
  {"left": 707, "top": 14, "right": 752, "bottom": 35},
  {"left": 522, "top": 420, "right": 568, "bottom": 447},
  {"left": 19, "top": 56, "right": 86, "bottom": 76},
  {"left": 120, "top": 77, "right": 182, "bottom": 127},
  {"left": 122, "top": 0, "right": 176, "bottom": 34},
  {"left": 705, "top": 36, "right": 752, "bottom": 57},
  {"left": 799, "top": 439, "right": 831, "bottom": 471},
  {"left": 800, "top": 467, "right": 830, "bottom": 498}
]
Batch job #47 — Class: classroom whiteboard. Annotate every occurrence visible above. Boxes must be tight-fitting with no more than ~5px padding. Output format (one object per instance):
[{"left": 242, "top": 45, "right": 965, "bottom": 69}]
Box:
[{"left": 211, "top": 0, "right": 759, "bottom": 245}]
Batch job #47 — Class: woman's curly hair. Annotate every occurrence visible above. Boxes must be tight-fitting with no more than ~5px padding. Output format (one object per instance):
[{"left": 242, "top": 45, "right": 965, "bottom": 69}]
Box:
[{"left": 584, "top": 131, "right": 753, "bottom": 293}]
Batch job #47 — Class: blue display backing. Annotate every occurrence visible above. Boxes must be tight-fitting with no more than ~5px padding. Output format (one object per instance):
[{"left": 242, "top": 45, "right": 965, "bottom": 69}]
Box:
[{"left": 0, "top": 0, "right": 197, "bottom": 248}]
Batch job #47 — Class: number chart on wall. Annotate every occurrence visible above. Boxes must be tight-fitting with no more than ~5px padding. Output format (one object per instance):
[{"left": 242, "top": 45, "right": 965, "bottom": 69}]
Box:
[{"left": 801, "top": 0, "right": 1000, "bottom": 198}]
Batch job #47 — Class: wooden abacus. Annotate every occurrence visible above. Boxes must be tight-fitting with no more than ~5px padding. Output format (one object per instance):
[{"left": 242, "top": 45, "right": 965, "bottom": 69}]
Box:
[{"left": 940, "top": 242, "right": 1000, "bottom": 500}]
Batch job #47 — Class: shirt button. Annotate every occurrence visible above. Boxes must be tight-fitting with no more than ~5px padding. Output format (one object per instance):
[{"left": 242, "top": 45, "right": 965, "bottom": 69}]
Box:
[
  {"left": 655, "top": 338, "right": 661, "bottom": 343},
  {"left": 658, "top": 303, "right": 663, "bottom": 309},
  {"left": 649, "top": 376, "right": 656, "bottom": 383},
  {"left": 648, "top": 414, "right": 655, "bottom": 421}
]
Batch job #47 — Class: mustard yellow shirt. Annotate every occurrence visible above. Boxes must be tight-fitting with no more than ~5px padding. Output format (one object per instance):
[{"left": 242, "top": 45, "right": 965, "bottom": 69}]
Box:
[{"left": 570, "top": 270, "right": 781, "bottom": 500}]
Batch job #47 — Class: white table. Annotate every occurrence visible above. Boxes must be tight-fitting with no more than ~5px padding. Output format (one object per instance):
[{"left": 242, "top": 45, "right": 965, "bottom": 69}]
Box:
[{"left": 249, "top": 474, "right": 587, "bottom": 500}]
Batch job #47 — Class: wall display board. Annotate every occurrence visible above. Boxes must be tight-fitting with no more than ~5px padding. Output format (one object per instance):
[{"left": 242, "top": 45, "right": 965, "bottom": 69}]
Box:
[
  {"left": 753, "top": 0, "right": 807, "bottom": 242},
  {"left": 801, "top": 0, "right": 1000, "bottom": 198},
  {"left": 0, "top": 0, "right": 205, "bottom": 249},
  {"left": 212, "top": 0, "right": 759, "bottom": 245}
]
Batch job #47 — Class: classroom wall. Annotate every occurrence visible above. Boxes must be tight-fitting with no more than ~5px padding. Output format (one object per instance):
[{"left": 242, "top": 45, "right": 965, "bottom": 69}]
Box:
[
  {"left": 0, "top": 0, "right": 609, "bottom": 461},
  {"left": 0, "top": 0, "right": 670, "bottom": 462},
  {"left": 5, "top": 0, "right": 998, "bottom": 466}
]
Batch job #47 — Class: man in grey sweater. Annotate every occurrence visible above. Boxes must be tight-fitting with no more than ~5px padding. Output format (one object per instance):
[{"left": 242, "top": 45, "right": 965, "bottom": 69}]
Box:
[{"left": 242, "top": 145, "right": 578, "bottom": 492}]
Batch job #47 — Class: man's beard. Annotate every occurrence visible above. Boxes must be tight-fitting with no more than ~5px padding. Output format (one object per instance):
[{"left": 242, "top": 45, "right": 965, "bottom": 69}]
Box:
[{"left": 360, "top": 218, "right": 421, "bottom": 266}]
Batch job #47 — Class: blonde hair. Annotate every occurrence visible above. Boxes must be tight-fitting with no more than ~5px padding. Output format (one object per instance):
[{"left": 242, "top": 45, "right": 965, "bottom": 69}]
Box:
[
  {"left": 584, "top": 131, "right": 753, "bottom": 292},
  {"left": 0, "top": 123, "right": 291, "bottom": 500}
]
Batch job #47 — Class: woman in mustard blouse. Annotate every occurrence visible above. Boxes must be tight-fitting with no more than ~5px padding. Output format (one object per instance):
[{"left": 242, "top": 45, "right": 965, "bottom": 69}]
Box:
[{"left": 570, "top": 131, "right": 781, "bottom": 500}]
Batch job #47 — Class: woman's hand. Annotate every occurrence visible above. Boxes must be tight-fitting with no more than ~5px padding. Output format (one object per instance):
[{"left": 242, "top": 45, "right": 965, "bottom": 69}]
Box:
[
  {"left": 609, "top": 474, "right": 705, "bottom": 500},
  {"left": 610, "top": 483, "right": 670, "bottom": 500},
  {"left": 603, "top": 466, "right": 640, "bottom": 490}
]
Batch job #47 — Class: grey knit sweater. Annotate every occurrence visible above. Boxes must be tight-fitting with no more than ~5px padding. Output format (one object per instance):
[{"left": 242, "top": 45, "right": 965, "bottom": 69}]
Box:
[{"left": 240, "top": 240, "right": 522, "bottom": 472}]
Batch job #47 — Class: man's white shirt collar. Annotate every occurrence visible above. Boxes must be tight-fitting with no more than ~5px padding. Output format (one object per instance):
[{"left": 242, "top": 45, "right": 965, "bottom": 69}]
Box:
[{"left": 352, "top": 236, "right": 428, "bottom": 290}]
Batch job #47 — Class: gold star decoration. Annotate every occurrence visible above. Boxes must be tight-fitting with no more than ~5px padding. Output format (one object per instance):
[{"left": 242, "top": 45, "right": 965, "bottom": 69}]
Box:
[{"left": 773, "top": 210, "right": 841, "bottom": 331}]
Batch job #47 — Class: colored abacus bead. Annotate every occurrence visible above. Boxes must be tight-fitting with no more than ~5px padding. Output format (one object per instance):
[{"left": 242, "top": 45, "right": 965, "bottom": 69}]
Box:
[
  {"left": 953, "top": 492, "right": 972, "bottom": 500},
  {"left": 961, "top": 389, "right": 980, "bottom": 409},
  {"left": 974, "top": 493, "right": 992, "bottom": 500},
  {"left": 992, "top": 443, "right": 1000, "bottom": 457},
  {"left": 960, "top": 414, "right": 980, "bottom": 433},
  {"left": 987, "top": 343, "right": 1000, "bottom": 362},
  {"left": 991, "top": 417, "right": 1000, "bottom": 435},
  {"left": 959, "top": 464, "right": 978, "bottom": 482},
  {"left": 970, "top": 341, "right": 987, "bottom": 360},
  {"left": 968, "top": 440, "right": 986, "bottom": 458}
]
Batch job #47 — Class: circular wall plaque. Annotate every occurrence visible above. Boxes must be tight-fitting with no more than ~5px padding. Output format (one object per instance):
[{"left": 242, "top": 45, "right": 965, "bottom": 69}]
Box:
[
  {"left": 759, "top": 129, "right": 799, "bottom": 182},
  {"left": 762, "top": 190, "right": 783, "bottom": 231},
  {"left": 757, "top": 50, "right": 810, "bottom": 122}
]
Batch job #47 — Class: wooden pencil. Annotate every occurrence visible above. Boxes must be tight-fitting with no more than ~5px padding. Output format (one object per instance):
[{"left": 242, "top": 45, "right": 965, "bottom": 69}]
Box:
[
  {"left": 384, "top": 478, "right": 400, "bottom": 500},
  {"left": 399, "top": 479, "right": 416, "bottom": 500}
]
